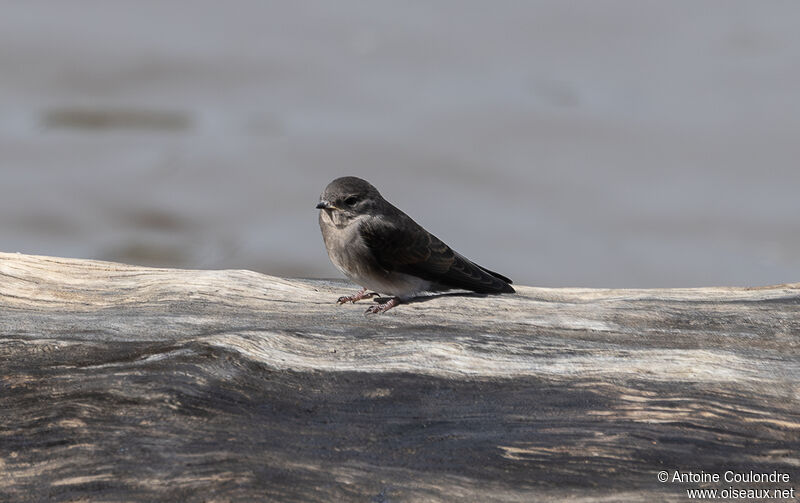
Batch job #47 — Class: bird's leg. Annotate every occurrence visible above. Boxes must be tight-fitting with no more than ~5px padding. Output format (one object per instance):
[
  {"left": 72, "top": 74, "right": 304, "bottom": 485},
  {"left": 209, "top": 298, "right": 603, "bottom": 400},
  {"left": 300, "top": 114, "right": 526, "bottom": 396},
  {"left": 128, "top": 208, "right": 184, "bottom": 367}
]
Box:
[
  {"left": 365, "top": 297, "right": 401, "bottom": 314},
  {"left": 337, "top": 287, "right": 374, "bottom": 304}
]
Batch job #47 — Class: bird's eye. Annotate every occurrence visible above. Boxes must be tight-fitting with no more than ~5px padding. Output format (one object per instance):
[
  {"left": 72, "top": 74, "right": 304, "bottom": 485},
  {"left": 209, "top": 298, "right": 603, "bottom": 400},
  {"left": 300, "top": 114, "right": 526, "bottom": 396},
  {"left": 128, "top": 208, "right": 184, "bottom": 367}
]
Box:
[{"left": 344, "top": 196, "right": 358, "bottom": 206}]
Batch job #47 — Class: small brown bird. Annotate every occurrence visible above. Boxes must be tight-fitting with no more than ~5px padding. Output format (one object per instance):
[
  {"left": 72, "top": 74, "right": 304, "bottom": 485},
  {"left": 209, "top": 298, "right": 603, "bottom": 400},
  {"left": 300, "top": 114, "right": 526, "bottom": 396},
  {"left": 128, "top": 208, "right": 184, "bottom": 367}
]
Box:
[{"left": 316, "top": 177, "right": 514, "bottom": 314}]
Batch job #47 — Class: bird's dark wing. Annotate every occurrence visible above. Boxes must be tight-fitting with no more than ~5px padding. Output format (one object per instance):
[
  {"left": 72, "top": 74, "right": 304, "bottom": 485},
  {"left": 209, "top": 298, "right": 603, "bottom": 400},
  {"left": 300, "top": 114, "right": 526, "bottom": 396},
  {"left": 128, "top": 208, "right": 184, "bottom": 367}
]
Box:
[{"left": 359, "top": 214, "right": 515, "bottom": 294}]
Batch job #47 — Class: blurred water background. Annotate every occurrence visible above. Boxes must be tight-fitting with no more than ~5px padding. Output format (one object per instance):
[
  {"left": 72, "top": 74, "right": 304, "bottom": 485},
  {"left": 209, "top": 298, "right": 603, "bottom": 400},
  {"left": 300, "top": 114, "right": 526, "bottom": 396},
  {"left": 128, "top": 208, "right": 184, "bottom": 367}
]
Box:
[{"left": 1, "top": 1, "right": 798, "bottom": 287}]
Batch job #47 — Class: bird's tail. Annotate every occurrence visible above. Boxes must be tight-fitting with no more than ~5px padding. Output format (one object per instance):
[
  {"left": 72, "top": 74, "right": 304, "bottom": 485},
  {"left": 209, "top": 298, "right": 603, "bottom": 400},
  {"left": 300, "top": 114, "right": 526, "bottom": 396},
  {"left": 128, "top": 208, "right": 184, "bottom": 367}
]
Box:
[{"left": 477, "top": 265, "right": 513, "bottom": 285}]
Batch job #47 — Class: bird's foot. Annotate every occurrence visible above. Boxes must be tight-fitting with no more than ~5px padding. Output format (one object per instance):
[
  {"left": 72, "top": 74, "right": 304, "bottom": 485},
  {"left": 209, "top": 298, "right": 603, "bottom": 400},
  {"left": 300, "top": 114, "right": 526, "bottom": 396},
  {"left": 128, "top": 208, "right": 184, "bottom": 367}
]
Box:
[
  {"left": 365, "top": 297, "right": 400, "bottom": 314},
  {"left": 337, "top": 287, "right": 374, "bottom": 304}
]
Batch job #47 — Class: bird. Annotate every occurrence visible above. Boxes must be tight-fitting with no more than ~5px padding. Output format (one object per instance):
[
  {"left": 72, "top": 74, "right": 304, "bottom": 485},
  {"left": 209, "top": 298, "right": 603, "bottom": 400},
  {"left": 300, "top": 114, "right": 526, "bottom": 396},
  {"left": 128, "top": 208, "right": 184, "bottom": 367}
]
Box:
[{"left": 316, "top": 176, "right": 514, "bottom": 314}]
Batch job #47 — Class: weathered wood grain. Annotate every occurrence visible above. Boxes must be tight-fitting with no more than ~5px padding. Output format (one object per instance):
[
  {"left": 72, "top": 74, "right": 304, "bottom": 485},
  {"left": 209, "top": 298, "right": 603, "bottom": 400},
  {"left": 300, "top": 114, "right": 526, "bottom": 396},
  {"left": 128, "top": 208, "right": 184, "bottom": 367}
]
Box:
[{"left": 1, "top": 252, "right": 798, "bottom": 502}]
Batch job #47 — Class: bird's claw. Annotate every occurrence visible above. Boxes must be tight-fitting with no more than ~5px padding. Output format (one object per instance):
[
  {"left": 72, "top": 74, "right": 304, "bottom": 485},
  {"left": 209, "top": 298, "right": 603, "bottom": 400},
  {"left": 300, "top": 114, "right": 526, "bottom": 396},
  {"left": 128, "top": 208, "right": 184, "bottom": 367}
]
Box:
[
  {"left": 337, "top": 288, "right": 374, "bottom": 304},
  {"left": 364, "top": 298, "right": 400, "bottom": 314}
]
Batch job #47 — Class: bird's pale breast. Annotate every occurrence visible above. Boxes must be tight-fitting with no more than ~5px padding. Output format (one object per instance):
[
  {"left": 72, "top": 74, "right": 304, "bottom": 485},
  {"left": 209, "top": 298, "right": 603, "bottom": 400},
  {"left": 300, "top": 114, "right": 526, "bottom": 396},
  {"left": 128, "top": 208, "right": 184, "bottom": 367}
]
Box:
[{"left": 319, "top": 212, "right": 431, "bottom": 298}]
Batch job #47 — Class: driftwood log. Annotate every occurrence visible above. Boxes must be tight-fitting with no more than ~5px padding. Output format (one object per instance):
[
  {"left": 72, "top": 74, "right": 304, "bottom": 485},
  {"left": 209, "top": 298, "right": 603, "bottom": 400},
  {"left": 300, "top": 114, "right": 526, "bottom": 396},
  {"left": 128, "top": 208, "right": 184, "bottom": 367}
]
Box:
[{"left": 1, "top": 252, "right": 798, "bottom": 502}]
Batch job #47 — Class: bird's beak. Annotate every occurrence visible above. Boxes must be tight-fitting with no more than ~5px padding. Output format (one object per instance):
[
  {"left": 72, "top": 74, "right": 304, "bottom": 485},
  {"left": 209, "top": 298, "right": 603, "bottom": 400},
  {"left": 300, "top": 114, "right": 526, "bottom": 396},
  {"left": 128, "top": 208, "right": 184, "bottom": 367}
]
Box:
[{"left": 316, "top": 200, "right": 338, "bottom": 210}]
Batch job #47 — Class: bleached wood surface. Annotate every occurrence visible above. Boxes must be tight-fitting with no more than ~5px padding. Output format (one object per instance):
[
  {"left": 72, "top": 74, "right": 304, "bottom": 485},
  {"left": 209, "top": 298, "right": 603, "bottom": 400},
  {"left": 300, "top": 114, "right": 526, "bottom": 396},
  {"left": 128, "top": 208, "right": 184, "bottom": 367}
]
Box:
[{"left": 0, "top": 252, "right": 798, "bottom": 502}]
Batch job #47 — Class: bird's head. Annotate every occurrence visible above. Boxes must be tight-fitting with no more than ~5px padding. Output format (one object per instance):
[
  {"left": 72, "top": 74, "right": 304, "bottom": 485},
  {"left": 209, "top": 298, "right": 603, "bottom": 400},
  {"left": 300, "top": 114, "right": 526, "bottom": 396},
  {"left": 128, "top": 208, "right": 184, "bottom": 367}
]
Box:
[{"left": 317, "top": 176, "right": 383, "bottom": 226}]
